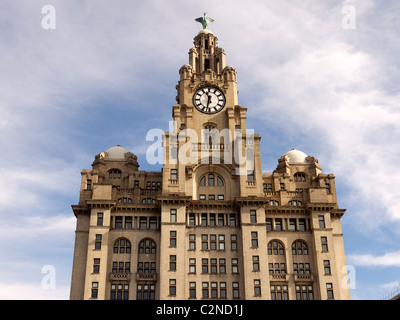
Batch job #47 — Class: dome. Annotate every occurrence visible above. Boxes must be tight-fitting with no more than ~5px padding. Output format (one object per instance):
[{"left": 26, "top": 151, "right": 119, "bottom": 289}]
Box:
[
  {"left": 105, "top": 145, "right": 129, "bottom": 160},
  {"left": 283, "top": 149, "right": 308, "bottom": 163},
  {"left": 197, "top": 28, "right": 213, "bottom": 35}
]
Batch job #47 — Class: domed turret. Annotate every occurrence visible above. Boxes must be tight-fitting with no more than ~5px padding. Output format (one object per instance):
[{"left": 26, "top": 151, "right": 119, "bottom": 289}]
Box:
[
  {"left": 283, "top": 149, "right": 308, "bottom": 163},
  {"left": 105, "top": 145, "right": 130, "bottom": 160}
]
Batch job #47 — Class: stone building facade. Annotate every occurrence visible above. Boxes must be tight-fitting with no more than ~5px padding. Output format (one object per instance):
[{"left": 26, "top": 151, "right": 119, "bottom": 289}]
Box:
[{"left": 70, "top": 27, "right": 350, "bottom": 300}]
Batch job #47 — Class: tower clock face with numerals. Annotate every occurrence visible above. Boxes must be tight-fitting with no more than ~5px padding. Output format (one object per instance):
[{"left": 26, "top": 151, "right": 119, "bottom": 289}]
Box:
[{"left": 193, "top": 86, "right": 226, "bottom": 114}]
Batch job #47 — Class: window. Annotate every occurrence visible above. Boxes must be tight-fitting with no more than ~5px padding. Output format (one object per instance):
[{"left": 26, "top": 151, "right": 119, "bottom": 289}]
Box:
[
  {"left": 269, "top": 200, "right": 279, "bottom": 206},
  {"left": 292, "top": 240, "right": 309, "bottom": 255},
  {"left": 280, "top": 183, "right": 285, "bottom": 190},
  {"left": 219, "top": 259, "right": 226, "bottom": 274},
  {"left": 266, "top": 219, "right": 273, "bottom": 231},
  {"left": 321, "top": 237, "right": 328, "bottom": 252},
  {"left": 149, "top": 217, "right": 157, "bottom": 230},
  {"left": 229, "top": 214, "right": 236, "bottom": 227},
  {"left": 268, "top": 240, "right": 284, "bottom": 255},
  {"left": 170, "top": 169, "right": 178, "bottom": 180},
  {"left": 253, "top": 256, "right": 260, "bottom": 271},
  {"left": 202, "top": 235, "right": 208, "bottom": 250},
  {"left": 113, "top": 238, "right": 131, "bottom": 254},
  {"left": 210, "top": 259, "right": 217, "bottom": 274},
  {"left": 202, "top": 282, "right": 209, "bottom": 298},
  {"left": 289, "top": 219, "right": 296, "bottom": 231},
  {"left": 189, "top": 282, "right": 196, "bottom": 298},
  {"left": 91, "top": 282, "right": 98, "bottom": 298},
  {"left": 118, "top": 197, "right": 132, "bottom": 204},
  {"left": 209, "top": 213, "right": 215, "bottom": 226},
  {"left": 218, "top": 214, "right": 224, "bottom": 226},
  {"left": 289, "top": 200, "right": 302, "bottom": 206},
  {"left": 115, "top": 216, "right": 123, "bottom": 229},
  {"left": 326, "top": 283, "right": 334, "bottom": 299},
  {"left": 319, "top": 215, "right": 326, "bottom": 228},
  {"left": 254, "top": 280, "right": 261, "bottom": 296},
  {"left": 218, "top": 235, "right": 225, "bottom": 250},
  {"left": 189, "top": 259, "right": 196, "bottom": 273},
  {"left": 232, "top": 282, "right": 240, "bottom": 299},
  {"left": 137, "top": 284, "right": 155, "bottom": 300},
  {"left": 97, "top": 213, "right": 103, "bottom": 226},
  {"left": 268, "top": 263, "right": 286, "bottom": 274},
  {"left": 199, "top": 194, "right": 206, "bottom": 200},
  {"left": 201, "top": 214, "right": 207, "bottom": 226},
  {"left": 109, "top": 169, "right": 122, "bottom": 179},
  {"left": 217, "top": 176, "right": 224, "bottom": 186},
  {"left": 86, "top": 179, "right": 92, "bottom": 190},
  {"left": 138, "top": 239, "right": 156, "bottom": 254},
  {"left": 250, "top": 210, "right": 257, "bottom": 223},
  {"left": 139, "top": 217, "right": 147, "bottom": 229},
  {"left": 170, "top": 231, "right": 177, "bottom": 247},
  {"left": 125, "top": 217, "right": 132, "bottom": 229},
  {"left": 189, "top": 234, "right": 196, "bottom": 250},
  {"left": 247, "top": 170, "right": 255, "bottom": 181},
  {"left": 200, "top": 176, "right": 206, "bottom": 186},
  {"left": 326, "top": 183, "right": 331, "bottom": 194},
  {"left": 137, "top": 262, "right": 155, "bottom": 274},
  {"left": 294, "top": 173, "right": 306, "bottom": 182},
  {"left": 231, "top": 235, "right": 237, "bottom": 250},
  {"left": 275, "top": 219, "right": 282, "bottom": 231},
  {"left": 232, "top": 259, "right": 239, "bottom": 274},
  {"left": 202, "top": 258, "right": 209, "bottom": 273},
  {"left": 299, "top": 219, "right": 306, "bottom": 231},
  {"left": 218, "top": 194, "right": 224, "bottom": 200},
  {"left": 113, "top": 261, "right": 130, "bottom": 273},
  {"left": 169, "top": 255, "right": 176, "bottom": 271},
  {"left": 208, "top": 174, "right": 215, "bottom": 186},
  {"left": 270, "top": 285, "right": 288, "bottom": 300},
  {"left": 251, "top": 232, "right": 258, "bottom": 247},
  {"left": 296, "top": 285, "right": 313, "bottom": 300},
  {"left": 220, "top": 282, "right": 227, "bottom": 298},
  {"left": 134, "top": 180, "right": 139, "bottom": 187},
  {"left": 95, "top": 234, "right": 102, "bottom": 250},
  {"left": 110, "top": 284, "right": 129, "bottom": 300},
  {"left": 293, "top": 263, "right": 311, "bottom": 275},
  {"left": 209, "top": 194, "right": 215, "bottom": 200},
  {"left": 169, "top": 279, "right": 176, "bottom": 296},
  {"left": 170, "top": 209, "right": 177, "bottom": 223},
  {"left": 93, "top": 258, "right": 100, "bottom": 273},
  {"left": 189, "top": 213, "right": 196, "bottom": 226},
  {"left": 324, "top": 260, "right": 331, "bottom": 275}
]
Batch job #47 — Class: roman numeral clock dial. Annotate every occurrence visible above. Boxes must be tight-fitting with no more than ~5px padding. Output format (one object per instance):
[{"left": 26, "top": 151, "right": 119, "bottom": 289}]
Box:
[{"left": 193, "top": 87, "right": 226, "bottom": 114}]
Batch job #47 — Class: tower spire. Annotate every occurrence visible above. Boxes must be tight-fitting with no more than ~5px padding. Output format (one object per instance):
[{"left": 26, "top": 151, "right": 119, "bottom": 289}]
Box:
[{"left": 195, "top": 12, "right": 214, "bottom": 29}]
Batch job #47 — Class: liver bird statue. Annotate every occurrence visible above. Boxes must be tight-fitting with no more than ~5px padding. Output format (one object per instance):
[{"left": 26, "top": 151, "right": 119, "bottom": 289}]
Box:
[{"left": 195, "top": 12, "right": 214, "bottom": 29}]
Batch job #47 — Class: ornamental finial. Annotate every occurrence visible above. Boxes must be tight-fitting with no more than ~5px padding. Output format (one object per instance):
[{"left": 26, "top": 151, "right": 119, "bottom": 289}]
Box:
[{"left": 195, "top": 12, "right": 214, "bottom": 29}]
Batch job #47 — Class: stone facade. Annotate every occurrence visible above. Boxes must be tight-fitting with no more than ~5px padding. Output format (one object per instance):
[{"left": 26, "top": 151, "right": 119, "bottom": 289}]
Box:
[{"left": 70, "top": 28, "right": 350, "bottom": 300}]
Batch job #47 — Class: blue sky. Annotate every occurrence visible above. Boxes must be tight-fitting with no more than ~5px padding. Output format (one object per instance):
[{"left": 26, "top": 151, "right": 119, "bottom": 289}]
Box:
[{"left": 0, "top": 0, "right": 399, "bottom": 299}]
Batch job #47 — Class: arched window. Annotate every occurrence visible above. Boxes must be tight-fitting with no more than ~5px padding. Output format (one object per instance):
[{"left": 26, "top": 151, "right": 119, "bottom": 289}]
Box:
[
  {"left": 269, "top": 200, "right": 279, "bottom": 206},
  {"left": 138, "top": 238, "right": 156, "bottom": 254},
  {"left": 199, "top": 174, "right": 224, "bottom": 186},
  {"left": 268, "top": 240, "right": 285, "bottom": 255},
  {"left": 118, "top": 197, "right": 132, "bottom": 204},
  {"left": 142, "top": 198, "right": 156, "bottom": 204},
  {"left": 289, "top": 200, "right": 303, "bottom": 206},
  {"left": 294, "top": 173, "right": 306, "bottom": 182},
  {"left": 109, "top": 169, "right": 122, "bottom": 179},
  {"left": 113, "top": 238, "right": 131, "bottom": 254},
  {"left": 292, "top": 240, "right": 309, "bottom": 255}
]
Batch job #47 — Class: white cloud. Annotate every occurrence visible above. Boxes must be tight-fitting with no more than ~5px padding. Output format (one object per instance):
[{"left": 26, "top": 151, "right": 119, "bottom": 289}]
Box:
[{"left": 348, "top": 251, "right": 400, "bottom": 267}]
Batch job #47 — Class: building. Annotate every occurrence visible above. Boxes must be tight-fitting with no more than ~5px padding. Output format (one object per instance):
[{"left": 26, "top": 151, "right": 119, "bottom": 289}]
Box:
[{"left": 70, "top": 19, "right": 351, "bottom": 300}]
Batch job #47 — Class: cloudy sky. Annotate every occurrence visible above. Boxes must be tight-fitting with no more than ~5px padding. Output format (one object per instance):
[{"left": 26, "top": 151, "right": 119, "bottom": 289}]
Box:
[{"left": 0, "top": 0, "right": 399, "bottom": 300}]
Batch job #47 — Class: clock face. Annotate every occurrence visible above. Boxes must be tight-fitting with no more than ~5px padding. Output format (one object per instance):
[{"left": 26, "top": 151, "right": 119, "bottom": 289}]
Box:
[{"left": 193, "top": 87, "right": 226, "bottom": 114}]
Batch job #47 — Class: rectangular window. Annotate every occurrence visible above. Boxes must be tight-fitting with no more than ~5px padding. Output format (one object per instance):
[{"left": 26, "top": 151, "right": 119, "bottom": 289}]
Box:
[
  {"left": 208, "top": 174, "right": 214, "bottom": 186},
  {"left": 95, "top": 234, "right": 102, "bottom": 250},
  {"left": 189, "top": 282, "right": 196, "bottom": 298},
  {"left": 219, "top": 259, "right": 226, "bottom": 274},
  {"left": 230, "top": 235, "right": 238, "bottom": 250},
  {"left": 326, "top": 183, "right": 331, "bottom": 194},
  {"left": 324, "top": 260, "right": 331, "bottom": 275},
  {"left": 170, "top": 169, "right": 178, "bottom": 180},
  {"left": 202, "top": 235, "right": 208, "bottom": 250},
  {"left": 209, "top": 213, "right": 215, "bottom": 226},
  {"left": 169, "top": 279, "right": 176, "bottom": 296},
  {"left": 211, "top": 282, "right": 218, "bottom": 298},
  {"left": 232, "top": 259, "right": 239, "bottom": 274},
  {"left": 199, "top": 194, "right": 206, "bottom": 200},
  {"left": 202, "top": 282, "right": 209, "bottom": 298},
  {"left": 319, "top": 215, "right": 326, "bottom": 228},
  {"left": 229, "top": 214, "right": 236, "bottom": 226},
  {"left": 220, "top": 282, "right": 226, "bottom": 298},
  {"left": 202, "top": 259, "right": 209, "bottom": 273},
  {"left": 125, "top": 216, "right": 132, "bottom": 229},
  {"left": 170, "top": 209, "right": 177, "bottom": 223},
  {"left": 253, "top": 256, "right": 260, "bottom": 271},
  {"left": 97, "top": 213, "right": 103, "bottom": 226},
  {"left": 218, "top": 194, "right": 224, "bottom": 200},
  {"left": 232, "top": 282, "right": 239, "bottom": 299},
  {"left": 210, "top": 259, "right": 217, "bottom": 274},
  {"left": 189, "top": 258, "right": 196, "bottom": 273},
  {"left": 189, "top": 234, "right": 196, "bottom": 250},
  {"left": 266, "top": 219, "right": 273, "bottom": 231},
  {"left": 250, "top": 210, "right": 257, "bottom": 223},
  {"left": 218, "top": 214, "right": 224, "bottom": 226},
  {"left": 289, "top": 219, "right": 296, "bottom": 231},
  {"left": 115, "top": 216, "right": 123, "bottom": 229},
  {"left": 275, "top": 219, "right": 282, "bottom": 231},
  {"left": 189, "top": 213, "right": 195, "bottom": 226},
  {"left": 201, "top": 213, "right": 207, "bottom": 226},
  {"left": 170, "top": 231, "right": 177, "bottom": 247},
  {"left": 270, "top": 285, "right": 288, "bottom": 300},
  {"left": 210, "top": 234, "right": 216, "bottom": 250},
  {"left": 91, "top": 282, "right": 98, "bottom": 298},
  {"left": 326, "top": 283, "right": 334, "bottom": 299},
  {"left": 298, "top": 219, "right": 306, "bottom": 231},
  {"left": 251, "top": 232, "right": 258, "bottom": 247},
  {"left": 209, "top": 194, "right": 215, "bottom": 200},
  {"left": 93, "top": 258, "right": 100, "bottom": 273},
  {"left": 169, "top": 255, "right": 176, "bottom": 271},
  {"left": 247, "top": 170, "right": 255, "bottom": 181},
  {"left": 139, "top": 217, "right": 147, "bottom": 229},
  {"left": 254, "top": 280, "right": 261, "bottom": 296},
  {"left": 86, "top": 179, "right": 92, "bottom": 190},
  {"left": 218, "top": 235, "right": 225, "bottom": 250},
  {"left": 321, "top": 237, "right": 328, "bottom": 252},
  {"left": 296, "top": 285, "right": 314, "bottom": 300}
]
